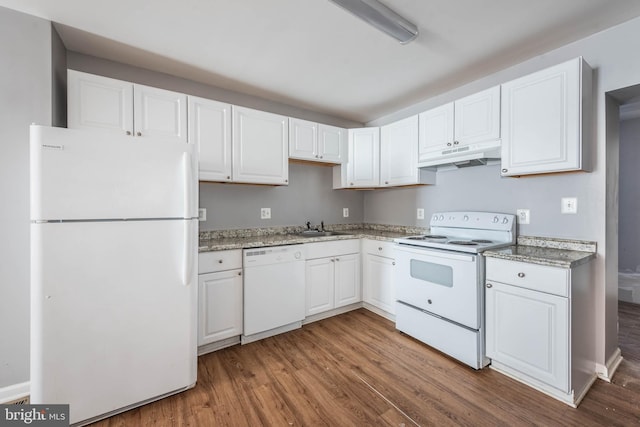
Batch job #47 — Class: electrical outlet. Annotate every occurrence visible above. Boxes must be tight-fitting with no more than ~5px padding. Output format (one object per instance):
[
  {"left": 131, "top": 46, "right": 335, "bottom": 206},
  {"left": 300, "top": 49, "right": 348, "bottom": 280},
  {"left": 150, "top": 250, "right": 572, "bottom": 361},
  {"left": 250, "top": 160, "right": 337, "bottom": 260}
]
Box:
[
  {"left": 561, "top": 197, "right": 578, "bottom": 214},
  {"left": 198, "top": 208, "right": 207, "bottom": 221},
  {"left": 516, "top": 209, "right": 530, "bottom": 225},
  {"left": 260, "top": 207, "right": 271, "bottom": 219},
  {"left": 417, "top": 208, "right": 425, "bottom": 220},
  {"left": 343, "top": 208, "right": 349, "bottom": 218}
]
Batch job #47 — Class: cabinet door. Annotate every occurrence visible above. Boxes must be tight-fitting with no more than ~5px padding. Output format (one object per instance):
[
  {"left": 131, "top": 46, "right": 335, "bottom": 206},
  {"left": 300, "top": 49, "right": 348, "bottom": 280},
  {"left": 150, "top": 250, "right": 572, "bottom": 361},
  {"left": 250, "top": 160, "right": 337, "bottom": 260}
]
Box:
[
  {"left": 198, "top": 270, "right": 243, "bottom": 346},
  {"left": 418, "top": 103, "right": 454, "bottom": 161},
  {"left": 380, "top": 115, "right": 419, "bottom": 186},
  {"left": 346, "top": 128, "right": 380, "bottom": 188},
  {"left": 501, "top": 58, "right": 586, "bottom": 176},
  {"left": 289, "top": 118, "right": 318, "bottom": 160},
  {"left": 363, "top": 254, "right": 396, "bottom": 314},
  {"left": 232, "top": 106, "right": 289, "bottom": 185},
  {"left": 67, "top": 70, "right": 133, "bottom": 136},
  {"left": 318, "top": 124, "right": 347, "bottom": 163},
  {"left": 454, "top": 86, "right": 500, "bottom": 145},
  {"left": 306, "top": 258, "right": 335, "bottom": 316},
  {"left": 334, "top": 254, "right": 361, "bottom": 308},
  {"left": 133, "top": 84, "right": 188, "bottom": 143},
  {"left": 486, "top": 281, "right": 569, "bottom": 392},
  {"left": 188, "top": 96, "right": 232, "bottom": 182}
]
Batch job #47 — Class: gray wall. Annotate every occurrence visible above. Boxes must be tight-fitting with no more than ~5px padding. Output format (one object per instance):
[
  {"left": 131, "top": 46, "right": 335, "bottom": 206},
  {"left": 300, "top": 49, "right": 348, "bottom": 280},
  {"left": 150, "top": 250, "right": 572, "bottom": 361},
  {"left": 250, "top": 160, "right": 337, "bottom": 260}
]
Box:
[
  {"left": 365, "top": 164, "right": 596, "bottom": 240},
  {"left": 199, "top": 163, "right": 363, "bottom": 230},
  {"left": 0, "top": 7, "right": 53, "bottom": 390},
  {"left": 618, "top": 117, "right": 640, "bottom": 272}
]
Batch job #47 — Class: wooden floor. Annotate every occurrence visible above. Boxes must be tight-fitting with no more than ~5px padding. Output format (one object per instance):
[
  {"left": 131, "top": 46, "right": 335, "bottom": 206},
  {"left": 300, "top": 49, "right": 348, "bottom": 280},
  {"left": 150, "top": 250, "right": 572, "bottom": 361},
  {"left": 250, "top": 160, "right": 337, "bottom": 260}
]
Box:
[{"left": 95, "top": 305, "right": 640, "bottom": 426}]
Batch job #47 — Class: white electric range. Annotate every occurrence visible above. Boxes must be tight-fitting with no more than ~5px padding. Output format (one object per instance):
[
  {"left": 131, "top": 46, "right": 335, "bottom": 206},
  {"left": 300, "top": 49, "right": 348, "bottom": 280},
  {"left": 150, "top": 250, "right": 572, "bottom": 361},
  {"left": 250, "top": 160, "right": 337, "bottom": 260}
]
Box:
[{"left": 393, "top": 211, "right": 515, "bottom": 369}]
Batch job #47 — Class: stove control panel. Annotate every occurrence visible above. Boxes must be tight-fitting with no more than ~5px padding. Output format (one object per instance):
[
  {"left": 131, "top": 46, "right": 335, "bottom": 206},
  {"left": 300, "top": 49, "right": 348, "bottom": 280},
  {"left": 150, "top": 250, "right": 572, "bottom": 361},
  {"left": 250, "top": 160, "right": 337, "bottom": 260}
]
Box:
[{"left": 430, "top": 211, "right": 515, "bottom": 231}]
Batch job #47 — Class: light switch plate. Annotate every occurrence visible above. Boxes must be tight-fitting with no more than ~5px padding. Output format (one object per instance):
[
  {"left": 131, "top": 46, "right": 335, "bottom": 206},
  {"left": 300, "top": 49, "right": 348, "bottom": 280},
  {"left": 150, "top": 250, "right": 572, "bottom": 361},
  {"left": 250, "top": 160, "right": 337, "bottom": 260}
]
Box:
[
  {"left": 260, "top": 207, "right": 271, "bottom": 219},
  {"left": 516, "top": 209, "right": 530, "bottom": 225},
  {"left": 417, "top": 208, "right": 425, "bottom": 220},
  {"left": 343, "top": 208, "right": 349, "bottom": 218},
  {"left": 561, "top": 197, "right": 578, "bottom": 214},
  {"left": 198, "top": 208, "right": 206, "bottom": 221}
]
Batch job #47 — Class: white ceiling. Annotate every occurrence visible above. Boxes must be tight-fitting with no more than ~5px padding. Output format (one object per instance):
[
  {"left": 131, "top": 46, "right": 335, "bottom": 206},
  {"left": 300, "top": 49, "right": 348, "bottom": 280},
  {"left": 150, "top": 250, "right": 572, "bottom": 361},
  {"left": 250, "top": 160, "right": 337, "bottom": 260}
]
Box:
[{"left": 3, "top": 0, "right": 640, "bottom": 123}]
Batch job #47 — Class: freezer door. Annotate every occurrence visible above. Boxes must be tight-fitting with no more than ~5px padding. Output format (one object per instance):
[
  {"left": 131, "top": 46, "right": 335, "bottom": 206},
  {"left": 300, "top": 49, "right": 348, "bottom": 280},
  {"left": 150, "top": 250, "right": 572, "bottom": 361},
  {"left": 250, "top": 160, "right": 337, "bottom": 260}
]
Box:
[
  {"left": 30, "top": 125, "right": 197, "bottom": 221},
  {"left": 30, "top": 220, "right": 197, "bottom": 424}
]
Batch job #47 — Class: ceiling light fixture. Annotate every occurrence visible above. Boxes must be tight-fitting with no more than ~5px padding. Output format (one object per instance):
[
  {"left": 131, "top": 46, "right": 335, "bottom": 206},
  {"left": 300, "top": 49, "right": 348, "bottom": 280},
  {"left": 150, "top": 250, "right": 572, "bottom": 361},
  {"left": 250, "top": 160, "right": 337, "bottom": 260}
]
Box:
[{"left": 329, "top": 0, "right": 418, "bottom": 44}]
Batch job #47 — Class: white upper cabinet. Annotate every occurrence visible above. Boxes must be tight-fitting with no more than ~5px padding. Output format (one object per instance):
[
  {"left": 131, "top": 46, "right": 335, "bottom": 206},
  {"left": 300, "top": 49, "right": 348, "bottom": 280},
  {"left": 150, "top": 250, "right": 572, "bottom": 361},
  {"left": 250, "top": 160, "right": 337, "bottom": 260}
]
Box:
[
  {"left": 318, "top": 124, "right": 347, "bottom": 163},
  {"left": 68, "top": 70, "right": 133, "bottom": 136},
  {"left": 380, "top": 115, "right": 435, "bottom": 187},
  {"left": 68, "top": 70, "right": 187, "bottom": 143},
  {"left": 188, "top": 96, "right": 232, "bottom": 182},
  {"left": 418, "top": 86, "right": 500, "bottom": 163},
  {"left": 232, "top": 106, "right": 289, "bottom": 185},
  {"left": 133, "top": 84, "right": 187, "bottom": 143},
  {"left": 346, "top": 127, "right": 380, "bottom": 188},
  {"left": 500, "top": 57, "right": 592, "bottom": 176},
  {"left": 289, "top": 118, "right": 346, "bottom": 164}
]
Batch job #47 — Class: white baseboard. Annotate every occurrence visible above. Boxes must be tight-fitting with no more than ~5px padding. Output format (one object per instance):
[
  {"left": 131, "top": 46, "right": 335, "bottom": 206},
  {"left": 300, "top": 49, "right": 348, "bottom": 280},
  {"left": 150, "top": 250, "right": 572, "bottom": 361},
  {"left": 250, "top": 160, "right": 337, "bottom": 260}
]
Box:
[
  {"left": 0, "top": 381, "right": 29, "bottom": 404},
  {"left": 596, "top": 347, "right": 623, "bottom": 382}
]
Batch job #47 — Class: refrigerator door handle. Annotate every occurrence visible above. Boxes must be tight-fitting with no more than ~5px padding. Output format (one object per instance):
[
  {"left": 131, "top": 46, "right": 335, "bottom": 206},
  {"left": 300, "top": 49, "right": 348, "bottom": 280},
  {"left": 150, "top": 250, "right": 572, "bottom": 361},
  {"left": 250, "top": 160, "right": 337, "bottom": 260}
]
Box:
[
  {"left": 183, "top": 220, "right": 195, "bottom": 286},
  {"left": 183, "top": 152, "right": 196, "bottom": 219}
]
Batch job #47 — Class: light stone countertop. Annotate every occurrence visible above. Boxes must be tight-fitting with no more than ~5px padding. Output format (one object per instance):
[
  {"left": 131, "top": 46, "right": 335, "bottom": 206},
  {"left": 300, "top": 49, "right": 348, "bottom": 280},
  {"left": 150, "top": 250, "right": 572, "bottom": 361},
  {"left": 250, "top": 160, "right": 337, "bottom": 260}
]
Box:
[
  {"left": 483, "top": 236, "right": 596, "bottom": 268},
  {"left": 198, "top": 225, "right": 424, "bottom": 252}
]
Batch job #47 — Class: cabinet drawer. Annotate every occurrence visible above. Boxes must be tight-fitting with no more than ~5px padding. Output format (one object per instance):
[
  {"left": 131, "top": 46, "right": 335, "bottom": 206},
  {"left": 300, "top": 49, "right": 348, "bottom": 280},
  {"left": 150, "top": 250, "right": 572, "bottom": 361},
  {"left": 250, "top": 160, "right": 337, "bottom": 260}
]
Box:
[
  {"left": 362, "top": 238, "right": 396, "bottom": 258},
  {"left": 199, "top": 249, "right": 242, "bottom": 274},
  {"left": 305, "top": 239, "right": 360, "bottom": 259},
  {"left": 486, "top": 257, "right": 569, "bottom": 297}
]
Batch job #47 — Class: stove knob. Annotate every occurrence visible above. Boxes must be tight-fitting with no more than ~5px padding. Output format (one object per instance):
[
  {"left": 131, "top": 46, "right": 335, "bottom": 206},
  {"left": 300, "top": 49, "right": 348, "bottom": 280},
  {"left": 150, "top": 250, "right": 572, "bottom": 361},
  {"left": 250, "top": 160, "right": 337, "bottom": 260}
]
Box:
[
  {"left": 502, "top": 217, "right": 509, "bottom": 224},
  {"left": 439, "top": 215, "right": 444, "bottom": 221},
  {"left": 463, "top": 215, "right": 469, "bottom": 221},
  {"left": 493, "top": 216, "right": 499, "bottom": 223},
  {"left": 432, "top": 215, "right": 438, "bottom": 221}
]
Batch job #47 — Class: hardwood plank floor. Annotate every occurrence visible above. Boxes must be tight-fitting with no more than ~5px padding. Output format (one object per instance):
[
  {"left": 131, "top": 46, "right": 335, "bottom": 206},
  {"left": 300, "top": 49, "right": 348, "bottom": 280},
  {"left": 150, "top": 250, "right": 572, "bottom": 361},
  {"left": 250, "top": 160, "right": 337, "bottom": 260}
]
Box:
[{"left": 94, "top": 306, "right": 640, "bottom": 426}]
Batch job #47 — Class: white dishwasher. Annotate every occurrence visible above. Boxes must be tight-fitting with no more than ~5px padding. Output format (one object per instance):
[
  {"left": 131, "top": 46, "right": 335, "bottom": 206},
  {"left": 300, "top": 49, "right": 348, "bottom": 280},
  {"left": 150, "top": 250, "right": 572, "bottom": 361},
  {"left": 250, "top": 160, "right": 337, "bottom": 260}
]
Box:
[{"left": 242, "top": 244, "right": 306, "bottom": 344}]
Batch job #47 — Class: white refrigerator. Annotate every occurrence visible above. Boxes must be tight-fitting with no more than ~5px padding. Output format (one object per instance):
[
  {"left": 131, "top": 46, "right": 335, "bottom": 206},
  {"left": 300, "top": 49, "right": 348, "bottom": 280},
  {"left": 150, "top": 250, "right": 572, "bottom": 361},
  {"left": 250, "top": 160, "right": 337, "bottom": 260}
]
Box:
[{"left": 30, "top": 125, "right": 198, "bottom": 425}]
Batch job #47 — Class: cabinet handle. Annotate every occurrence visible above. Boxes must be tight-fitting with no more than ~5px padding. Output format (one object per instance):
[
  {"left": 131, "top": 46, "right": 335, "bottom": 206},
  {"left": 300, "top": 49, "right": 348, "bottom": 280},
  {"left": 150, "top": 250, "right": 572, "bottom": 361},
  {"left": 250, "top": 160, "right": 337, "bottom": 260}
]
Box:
[
  {"left": 126, "top": 131, "right": 132, "bottom": 136},
  {"left": 501, "top": 168, "right": 508, "bottom": 173},
  {"left": 517, "top": 272, "right": 525, "bottom": 278},
  {"left": 486, "top": 283, "right": 493, "bottom": 288},
  {"left": 136, "top": 131, "right": 142, "bottom": 136}
]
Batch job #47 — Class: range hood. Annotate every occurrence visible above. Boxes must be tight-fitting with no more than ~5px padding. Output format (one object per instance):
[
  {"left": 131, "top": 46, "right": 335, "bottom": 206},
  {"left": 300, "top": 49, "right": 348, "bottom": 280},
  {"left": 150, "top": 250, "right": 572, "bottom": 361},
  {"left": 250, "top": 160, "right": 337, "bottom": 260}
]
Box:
[{"left": 417, "top": 140, "right": 501, "bottom": 169}]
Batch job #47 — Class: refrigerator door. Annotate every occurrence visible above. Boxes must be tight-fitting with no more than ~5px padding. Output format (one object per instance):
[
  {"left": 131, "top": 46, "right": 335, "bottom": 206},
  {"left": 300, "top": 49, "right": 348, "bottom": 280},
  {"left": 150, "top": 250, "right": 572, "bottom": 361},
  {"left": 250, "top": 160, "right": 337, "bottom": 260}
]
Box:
[
  {"left": 31, "top": 219, "right": 198, "bottom": 425},
  {"left": 30, "top": 125, "right": 197, "bottom": 221}
]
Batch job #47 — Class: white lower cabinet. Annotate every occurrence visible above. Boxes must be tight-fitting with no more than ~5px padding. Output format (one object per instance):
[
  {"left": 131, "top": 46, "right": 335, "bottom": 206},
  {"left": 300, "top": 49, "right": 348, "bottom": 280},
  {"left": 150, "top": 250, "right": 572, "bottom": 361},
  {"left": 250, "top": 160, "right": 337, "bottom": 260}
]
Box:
[
  {"left": 305, "top": 240, "right": 361, "bottom": 317},
  {"left": 198, "top": 250, "right": 243, "bottom": 352},
  {"left": 362, "top": 239, "right": 396, "bottom": 316},
  {"left": 485, "top": 256, "right": 596, "bottom": 407}
]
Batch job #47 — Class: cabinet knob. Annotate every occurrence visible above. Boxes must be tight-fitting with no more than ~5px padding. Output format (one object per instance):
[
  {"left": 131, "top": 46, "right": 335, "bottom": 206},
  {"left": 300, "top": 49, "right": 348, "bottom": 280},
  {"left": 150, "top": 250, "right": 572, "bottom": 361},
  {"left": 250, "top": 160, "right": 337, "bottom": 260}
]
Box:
[
  {"left": 447, "top": 142, "right": 452, "bottom": 146},
  {"left": 136, "top": 131, "right": 142, "bottom": 137},
  {"left": 501, "top": 168, "right": 508, "bottom": 173},
  {"left": 427, "top": 299, "right": 432, "bottom": 304},
  {"left": 453, "top": 140, "right": 459, "bottom": 145},
  {"left": 226, "top": 176, "right": 231, "bottom": 179},
  {"left": 517, "top": 272, "right": 525, "bottom": 278},
  {"left": 486, "top": 283, "right": 493, "bottom": 288},
  {"left": 126, "top": 131, "right": 132, "bottom": 136},
  {"left": 378, "top": 247, "right": 382, "bottom": 251},
  {"left": 331, "top": 258, "right": 335, "bottom": 262},
  {"left": 218, "top": 260, "right": 223, "bottom": 264},
  {"left": 385, "top": 181, "right": 389, "bottom": 184},
  {"left": 285, "top": 179, "right": 288, "bottom": 183},
  {"left": 319, "top": 155, "right": 323, "bottom": 159},
  {"left": 315, "top": 155, "right": 319, "bottom": 158},
  {"left": 350, "top": 183, "right": 354, "bottom": 186},
  {"left": 238, "top": 271, "right": 242, "bottom": 276},
  {"left": 392, "top": 261, "right": 396, "bottom": 266},
  {"left": 335, "top": 258, "right": 340, "bottom": 261}
]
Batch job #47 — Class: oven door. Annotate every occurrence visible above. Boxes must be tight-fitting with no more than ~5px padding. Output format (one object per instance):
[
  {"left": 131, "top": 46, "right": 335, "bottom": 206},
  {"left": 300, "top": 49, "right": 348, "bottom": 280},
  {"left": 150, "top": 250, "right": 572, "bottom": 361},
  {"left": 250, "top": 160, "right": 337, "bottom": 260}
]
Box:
[{"left": 394, "top": 244, "right": 481, "bottom": 329}]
